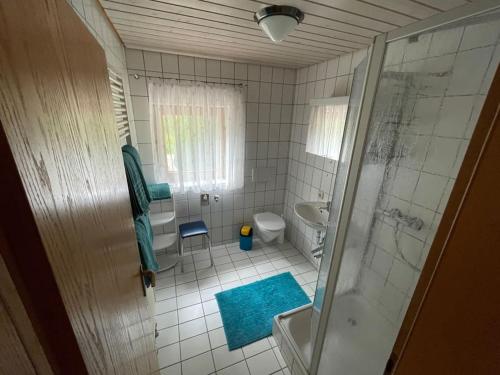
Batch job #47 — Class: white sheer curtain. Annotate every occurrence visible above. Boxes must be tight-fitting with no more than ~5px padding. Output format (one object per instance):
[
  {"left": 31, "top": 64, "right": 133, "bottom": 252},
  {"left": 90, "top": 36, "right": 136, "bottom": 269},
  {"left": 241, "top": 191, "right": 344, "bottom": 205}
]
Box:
[
  {"left": 306, "top": 97, "right": 349, "bottom": 160},
  {"left": 149, "top": 81, "right": 245, "bottom": 193}
]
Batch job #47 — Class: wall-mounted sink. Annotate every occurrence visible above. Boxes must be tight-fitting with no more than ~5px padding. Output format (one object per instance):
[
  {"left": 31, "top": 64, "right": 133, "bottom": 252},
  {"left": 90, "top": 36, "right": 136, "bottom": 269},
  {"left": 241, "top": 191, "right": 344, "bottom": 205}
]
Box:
[{"left": 294, "top": 201, "right": 329, "bottom": 230}]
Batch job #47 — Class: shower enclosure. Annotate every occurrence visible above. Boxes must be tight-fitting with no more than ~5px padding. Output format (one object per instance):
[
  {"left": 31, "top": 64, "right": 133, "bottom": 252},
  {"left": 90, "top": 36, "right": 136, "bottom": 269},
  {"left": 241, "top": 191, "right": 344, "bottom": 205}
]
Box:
[{"left": 274, "top": 2, "right": 500, "bottom": 375}]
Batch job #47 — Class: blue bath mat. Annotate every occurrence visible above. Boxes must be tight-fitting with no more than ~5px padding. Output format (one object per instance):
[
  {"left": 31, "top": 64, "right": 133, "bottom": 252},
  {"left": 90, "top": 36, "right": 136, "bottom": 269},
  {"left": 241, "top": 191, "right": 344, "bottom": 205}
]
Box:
[{"left": 215, "top": 272, "right": 310, "bottom": 350}]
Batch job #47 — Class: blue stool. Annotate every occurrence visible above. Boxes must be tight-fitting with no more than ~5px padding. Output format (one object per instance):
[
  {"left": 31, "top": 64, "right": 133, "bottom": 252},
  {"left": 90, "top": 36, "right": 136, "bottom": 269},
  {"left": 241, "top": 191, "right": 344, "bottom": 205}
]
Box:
[{"left": 178, "top": 220, "right": 213, "bottom": 272}]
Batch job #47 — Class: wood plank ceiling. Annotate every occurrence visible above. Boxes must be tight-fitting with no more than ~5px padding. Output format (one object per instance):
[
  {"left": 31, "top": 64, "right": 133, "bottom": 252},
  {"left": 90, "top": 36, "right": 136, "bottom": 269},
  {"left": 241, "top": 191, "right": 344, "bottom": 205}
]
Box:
[{"left": 100, "top": 0, "right": 473, "bottom": 68}]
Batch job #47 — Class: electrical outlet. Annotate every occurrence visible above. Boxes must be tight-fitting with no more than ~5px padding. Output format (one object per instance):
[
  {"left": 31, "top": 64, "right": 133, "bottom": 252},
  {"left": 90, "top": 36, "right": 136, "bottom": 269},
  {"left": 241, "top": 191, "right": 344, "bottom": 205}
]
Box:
[
  {"left": 213, "top": 194, "right": 220, "bottom": 202},
  {"left": 318, "top": 190, "right": 325, "bottom": 200}
]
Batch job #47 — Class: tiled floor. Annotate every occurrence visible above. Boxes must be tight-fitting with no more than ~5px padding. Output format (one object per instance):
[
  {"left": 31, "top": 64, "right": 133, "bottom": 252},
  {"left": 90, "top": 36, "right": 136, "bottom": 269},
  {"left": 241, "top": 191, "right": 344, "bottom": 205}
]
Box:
[{"left": 154, "top": 240, "right": 318, "bottom": 375}]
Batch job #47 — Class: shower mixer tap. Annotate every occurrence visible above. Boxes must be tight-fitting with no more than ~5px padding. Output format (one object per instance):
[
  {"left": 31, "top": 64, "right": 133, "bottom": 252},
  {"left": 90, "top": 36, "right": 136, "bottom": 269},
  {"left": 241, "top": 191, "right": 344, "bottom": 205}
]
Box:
[{"left": 379, "top": 208, "right": 424, "bottom": 231}]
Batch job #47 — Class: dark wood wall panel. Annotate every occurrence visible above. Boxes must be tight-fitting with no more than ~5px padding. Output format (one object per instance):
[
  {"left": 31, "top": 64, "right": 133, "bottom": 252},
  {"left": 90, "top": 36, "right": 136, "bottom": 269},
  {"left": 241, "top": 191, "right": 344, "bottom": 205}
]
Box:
[
  {"left": 0, "top": 297, "right": 36, "bottom": 375},
  {"left": 0, "top": 237, "right": 53, "bottom": 375},
  {"left": 0, "top": 0, "right": 157, "bottom": 373}
]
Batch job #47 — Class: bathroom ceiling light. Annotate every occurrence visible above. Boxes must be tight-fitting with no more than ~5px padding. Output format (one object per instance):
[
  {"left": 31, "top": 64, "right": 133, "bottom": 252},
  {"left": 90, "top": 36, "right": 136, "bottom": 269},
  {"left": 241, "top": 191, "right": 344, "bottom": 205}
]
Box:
[{"left": 254, "top": 5, "right": 304, "bottom": 43}]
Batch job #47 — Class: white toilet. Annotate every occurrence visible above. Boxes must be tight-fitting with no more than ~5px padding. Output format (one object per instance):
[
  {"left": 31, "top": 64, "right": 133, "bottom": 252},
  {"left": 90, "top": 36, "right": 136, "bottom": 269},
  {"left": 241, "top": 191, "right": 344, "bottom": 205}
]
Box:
[{"left": 253, "top": 212, "right": 286, "bottom": 244}]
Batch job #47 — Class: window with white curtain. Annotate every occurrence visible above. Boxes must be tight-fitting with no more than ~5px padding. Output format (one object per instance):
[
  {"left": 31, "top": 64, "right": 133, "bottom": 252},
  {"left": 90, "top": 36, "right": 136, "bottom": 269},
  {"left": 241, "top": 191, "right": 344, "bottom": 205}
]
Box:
[
  {"left": 149, "top": 81, "right": 245, "bottom": 193},
  {"left": 306, "top": 96, "right": 349, "bottom": 160}
]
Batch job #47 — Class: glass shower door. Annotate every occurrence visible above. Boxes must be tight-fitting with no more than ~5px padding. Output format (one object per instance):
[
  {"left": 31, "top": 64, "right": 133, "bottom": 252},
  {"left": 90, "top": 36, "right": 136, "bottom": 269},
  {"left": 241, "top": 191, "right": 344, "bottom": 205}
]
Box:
[{"left": 313, "top": 7, "right": 500, "bottom": 375}]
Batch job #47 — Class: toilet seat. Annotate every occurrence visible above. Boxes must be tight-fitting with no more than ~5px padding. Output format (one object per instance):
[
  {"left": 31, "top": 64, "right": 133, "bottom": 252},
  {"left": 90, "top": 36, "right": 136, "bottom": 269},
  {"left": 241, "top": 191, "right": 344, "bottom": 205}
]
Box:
[{"left": 254, "top": 212, "right": 285, "bottom": 231}]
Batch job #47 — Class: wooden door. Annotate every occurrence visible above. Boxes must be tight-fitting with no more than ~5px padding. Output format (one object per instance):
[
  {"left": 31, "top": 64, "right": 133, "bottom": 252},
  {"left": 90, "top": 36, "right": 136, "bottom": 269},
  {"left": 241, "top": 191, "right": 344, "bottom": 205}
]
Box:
[
  {"left": 0, "top": 0, "right": 157, "bottom": 374},
  {"left": 391, "top": 68, "right": 500, "bottom": 374}
]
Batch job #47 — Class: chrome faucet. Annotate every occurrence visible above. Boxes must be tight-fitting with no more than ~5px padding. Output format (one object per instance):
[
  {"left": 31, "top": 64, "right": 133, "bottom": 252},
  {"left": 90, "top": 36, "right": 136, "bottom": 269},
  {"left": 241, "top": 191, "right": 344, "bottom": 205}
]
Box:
[{"left": 319, "top": 201, "right": 331, "bottom": 212}]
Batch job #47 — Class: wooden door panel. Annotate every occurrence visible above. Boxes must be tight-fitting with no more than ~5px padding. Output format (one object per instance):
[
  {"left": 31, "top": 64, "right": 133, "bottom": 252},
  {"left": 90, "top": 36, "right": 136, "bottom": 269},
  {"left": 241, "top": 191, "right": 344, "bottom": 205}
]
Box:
[{"left": 0, "top": 0, "right": 157, "bottom": 373}]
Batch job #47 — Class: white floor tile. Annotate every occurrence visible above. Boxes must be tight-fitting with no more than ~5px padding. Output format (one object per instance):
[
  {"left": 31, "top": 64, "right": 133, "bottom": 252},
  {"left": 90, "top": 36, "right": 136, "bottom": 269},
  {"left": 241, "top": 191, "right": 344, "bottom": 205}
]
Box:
[
  {"left": 175, "top": 271, "right": 197, "bottom": 285},
  {"left": 179, "top": 317, "right": 207, "bottom": 340},
  {"left": 217, "top": 360, "right": 250, "bottom": 375},
  {"left": 205, "top": 312, "right": 223, "bottom": 330},
  {"left": 180, "top": 333, "right": 211, "bottom": 360},
  {"left": 195, "top": 259, "right": 212, "bottom": 270},
  {"left": 181, "top": 351, "right": 215, "bottom": 375},
  {"left": 198, "top": 275, "right": 220, "bottom": 290},
  {"left": 251, "top": 255, "right": 269, "bottom": 265},
  {"left": 237, "top": 266, "right": 258, "bottom": 279},
  {"left": 196, "top": 266, "right": 218, "bottom": 279},
  {"left": 156, "top": 326, "right": 179, "bottom": 348},
  {"left": 156, "top": 276, "right": 175, "bottom": 290},
  {"left": 294, "top": 262, "right": 315, "bottom": 274},
  {"left": 255, "top": 262, "right": 276, "bottom": 274},
  {"left": 273, "top": 347, "right": 287, "bottom": 368},
  {"left": 155, "top": 286, "right": 176, "bottom": 301},
  {"left": 242, "top": 338, "right": 271, "bottom": 358},
  {"left": 268, "top": 336, "right": 277, "bottom": 347},
  {"left": 246, "top": 349, "right": 281, "bottom": 375},
  {"left": 177, "top": 291, "right": 201, "bottom": 308},
  {"left": 234, "top": 259, "right": 253, "bottom": 270},
  {"left": 156, "top": 310, "right": 178, "bottom": 330},
  {"left": 288, "top": 254, "right": 306, "bottom": 265},
  {"left": 156, "top": 298, "right": 177, "bottom": 315},
  {"left": 175, "top": 281, "right": 199, "bottom": 296},
  {"left": 218, "top": 271, "right": 239, "bottom": 284},
  {"left": 158, "top": 342, "right": 180, "bottom": 369},
  {"left": 208, "top": 327, "right": 227, "bottom": 349},
  {"left": 213, "top": 256, "right": 232, "bottom": 265},
  {"left": 216, "top": 262, "right": 236, "bottom": 274},
  {"left": 300, "top": 271, "right": 319, "bottom": 283},
  {"left": 178, "top": 303, "right": 204, "bottom": 324},
  {"left": 230, "top": 252, "right": 249, "bottom": 262},
  {"left": 272, "top": 258, "right": 292, "bottom": 270},
  {"left": 221, "top": 280, "right": 242, "bottom": 290},
  {"left": 160, "top": 363, "right": 181, "bottom": 375},
  {"left": 200, "top": 285, "right": 222, "bottom": 302},
  {"left": 202, "top": 299, "right": 220, "bottom": 315},
  {"left": 240, "top": 275, "right": 261, "bottom": 285},
  {"left": 212, "top": 345, "right": 244, "bottom": 370}
]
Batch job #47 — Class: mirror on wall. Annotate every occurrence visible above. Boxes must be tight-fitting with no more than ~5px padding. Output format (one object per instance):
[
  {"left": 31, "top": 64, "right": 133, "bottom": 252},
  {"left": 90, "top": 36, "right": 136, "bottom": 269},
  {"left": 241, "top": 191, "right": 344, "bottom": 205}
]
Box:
[{"left": 306, "top": 96, "right": 349, "bottom": 160}]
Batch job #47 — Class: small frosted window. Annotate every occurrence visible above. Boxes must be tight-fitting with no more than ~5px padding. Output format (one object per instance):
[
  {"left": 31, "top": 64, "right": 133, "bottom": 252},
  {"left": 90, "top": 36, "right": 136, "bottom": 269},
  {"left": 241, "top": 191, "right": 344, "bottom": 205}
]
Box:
[{"left": 306, "top": 96, "right": 349, "bottom": 160}]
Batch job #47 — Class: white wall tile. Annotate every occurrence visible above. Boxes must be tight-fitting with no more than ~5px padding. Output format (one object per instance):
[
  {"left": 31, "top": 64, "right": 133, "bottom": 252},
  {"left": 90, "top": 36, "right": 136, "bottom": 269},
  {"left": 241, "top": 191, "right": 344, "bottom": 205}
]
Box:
[
  {"left": 131, "top": 96, "right": 149, "bottom": 121},
  {"left": 179, "top": 56, "right": 195, "bottom": 75},
  {"left": 206, "top": 59, "right": 221, "bottom": 77},
  {"left": 128, "top": 74, "right": 147, "bottom": 96},
  {"left": 428, "top": 27, "right": 463, "bottom": 57},
  {"left": 144, "top": 51, "right": 162, "bottom": 72},
  {"left": 221, "top": 61, "right": 235, "bottom": 79},
  {"left": 412, "top": 172, "right": 448, "bottom": 210},
  {"left": 448, "top": 46, "right": 494, "bottom": 95},
  {"left": 125, "top": 49, "right": 144, "bottom": 70},
  {"left": 261, "top": 66, "right": 272, "bottom": 82},
  {"left": 235, "top": 63, "right": 248, "bottom": 80},
  {"left": 423, "top": 137, "right": 461, "bottom": 176},
  {"left": 433, "top": 96, "right": 475, "bottom": 137},
  {"left": 460, "top": 20, "right": 500, "bottom": 51},
  {"left": 162, "top": 53, "right": 179, "bottom": 73}
]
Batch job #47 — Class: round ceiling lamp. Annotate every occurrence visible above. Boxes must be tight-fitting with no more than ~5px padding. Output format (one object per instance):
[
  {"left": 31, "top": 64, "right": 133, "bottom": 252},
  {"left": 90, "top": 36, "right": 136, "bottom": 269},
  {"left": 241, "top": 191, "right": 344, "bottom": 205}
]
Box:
[{"left": 254, "top": 5, "right": 304, "bottom": 43}]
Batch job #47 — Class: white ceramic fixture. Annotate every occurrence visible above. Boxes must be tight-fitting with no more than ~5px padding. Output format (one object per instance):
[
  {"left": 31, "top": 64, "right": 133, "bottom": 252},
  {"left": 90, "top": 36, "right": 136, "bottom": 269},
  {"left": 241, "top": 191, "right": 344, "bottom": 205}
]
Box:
[
  {"left": 253, "top": 212, "right": 286, "bottom": 243},
  {"left": 294, "top": 201, "right": 329, "bottom": 230},
  {"left": 254, "top": 6, "right": 304, "bottom": 43}
]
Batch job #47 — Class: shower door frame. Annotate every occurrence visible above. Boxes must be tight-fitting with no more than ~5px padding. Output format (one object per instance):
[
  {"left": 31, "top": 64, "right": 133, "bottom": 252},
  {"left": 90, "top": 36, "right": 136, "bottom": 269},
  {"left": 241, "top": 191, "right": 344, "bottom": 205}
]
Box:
[{"left": 308, "top": 1, "right": 500, "bottom": 374}]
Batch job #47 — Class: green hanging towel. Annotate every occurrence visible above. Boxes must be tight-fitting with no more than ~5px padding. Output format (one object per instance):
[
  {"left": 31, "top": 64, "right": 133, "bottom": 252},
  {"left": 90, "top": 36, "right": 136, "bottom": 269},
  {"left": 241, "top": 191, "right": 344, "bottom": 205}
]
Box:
[
  {"left": 122, "top": 145, "right": 152, "bottom": 202},
  {"left": 122, "top": 151, "right": 150, "bottom": 218},
  {"left": 148, "top": 182, "right": 171, "bottom": 200},
  {"left": 134, "top": 214, "right": 158, "bottom": 287},
  {"left": 122, "top": 144, "right": 172, "bottom": 201}
]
